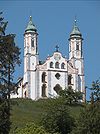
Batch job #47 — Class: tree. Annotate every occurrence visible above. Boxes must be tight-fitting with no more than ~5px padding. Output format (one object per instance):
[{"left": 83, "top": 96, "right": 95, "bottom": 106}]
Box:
[
  {"left": 71, "top": 102, "right": 100, "bottom": 134},
  {"left": 73, "top": 90, "right": 83, "bottom": 103},
  {"left": 0, "top": 12, "right": 21, "bottom": 134},
  {"left": 59, "top": 86, "right": 83, "bottom": 104},
  {"left": 15, "top": 123, "right": 52, "bottom": 134},
  {"left": 0, "top": 12, "right": 20, "bottom": 98},
  {"left": 90, "top": 79, "right": 100, "bottom": 102},
  {"left": 0, "top": 98, "right": 11, "bottom": 134},
  {"left": 0, "top": 12, "right": 8, "bottom": 35},
  {"left": 0, "top": 34, "right": 21, "bottom": 99},
  {"left": 71, "top": 80, "right": 100, "bottom": 134},
  {"left": 90, "top": 92, "right": 94, "bottom": 105},
  {"left": 41, "top": 98, "right": 75, "bottom": 134}
]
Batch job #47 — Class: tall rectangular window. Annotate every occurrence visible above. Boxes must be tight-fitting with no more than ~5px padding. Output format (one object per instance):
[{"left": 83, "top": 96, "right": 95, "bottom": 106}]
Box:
[
  {"left": 76, "top": 44, "right": 79, "bottom": 50},
  {"left": 76, "top": 42, "right": 79, "bottom": 50},
  {"left": 31, "top": 38, "right": 34, "bottom": 47}
]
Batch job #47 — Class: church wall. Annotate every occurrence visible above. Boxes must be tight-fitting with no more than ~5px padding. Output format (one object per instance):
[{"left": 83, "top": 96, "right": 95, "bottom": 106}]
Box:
[
  {"left": 11, "top": 80, "right": 23, "bottom": 99},
  {"left": 78, "top": 75, "right": 85, "bottom": 92},
  {"left": 36, "top": 69, "right": 68, "bottom": 98},
  {"left": 48, "top": 71, "right": 68, "bottom": 97},
  {"left": 36, "top": 52, "right": 69, "bottom": 98},
  {"left": 46, "top": 53, "right": 68, "bottom": 72},
  {"left": 30, "top": 71, "right": 36, "bottom": 100},
  {"left": 72, "top": 73, "right": 78, "bottom": 91},
  {"left": 78, "top": 75, "right": 81, "bottom": 91},
  {"left": 47, "top": 71, "right": 52, "bottom": 97},
  {"left": 75, "top": 60, "right": 81, "bottom": 74}
]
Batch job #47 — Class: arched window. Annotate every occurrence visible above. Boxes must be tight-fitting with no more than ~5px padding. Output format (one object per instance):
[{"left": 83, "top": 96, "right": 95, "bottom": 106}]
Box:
[
  {"left": 42, "top": 72, "right": 46, "bottom": 83},
  {"left": 54, "top": 84, "right": 62, "bottom": 94},
  {"left": 50, "top": 62, "right": 53, "bottom": 68},
  {"left": 61, "top": 63, "right": 65, "bottom": 69},
  {"left": 42, "top": 84, "right": 46, "bottom": 97},
  {"left": 55, "top": 62, "right": 59, "bottom": 69},
  {"left": 68, "top": 74, "right": 72, "bottom": 85},
  {"left": 24, "top": 91, "right": 27, "bottom": 98}
]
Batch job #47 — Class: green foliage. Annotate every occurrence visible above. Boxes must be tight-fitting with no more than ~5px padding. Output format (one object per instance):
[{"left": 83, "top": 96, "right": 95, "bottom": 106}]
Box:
[
  {"left": 9, "top": 80, "right": 100, "bottom": 134},
  {"left": 0, "top": 12, "right": 11, "bottom": 134},
  {"left": 59, "top": 86, "right": 83, "bottom": 104},
  {"left": 71, "top": 102, "right": 100, "bottom": 134},
  {"left": 15, "top": 123, "right": 50, "bottom": 134},
  {"left": 9, "top": 98, "right": 81, "bottom": 134},
  {"left": 0, "top": 33, "right": 21, "bottom": 98},
  {"left": 0, "top": 99, "right": 11, "bottom": 134},
  {"left": 10, "top": 98, "right": 48, "bottom": 133},
  {"left": 71, "top": 80, "right": 100, "bottom": 134},
  {"left": 0, "top": 12, "right": 21, "bottom": 134},
  {"left": 0, "top": 12, "right": 21, "bottom": 99},
  {"left": 41, "top": 98, "right": 75, "bottom": 134},
  {"left": 0, "top": 12, "right": 8, "bottom": 35},
  {"left": 90, "top": 79, "right": 100, "bottom": 102}
]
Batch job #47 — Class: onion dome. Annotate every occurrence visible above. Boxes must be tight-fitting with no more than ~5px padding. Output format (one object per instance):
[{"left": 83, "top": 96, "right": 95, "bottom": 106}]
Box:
[
  {"left": 25, "top": 16, "right": 37, "bottom": 33},
  {"left": 69, "top": 19, "right": 82, "bottom": 39}
]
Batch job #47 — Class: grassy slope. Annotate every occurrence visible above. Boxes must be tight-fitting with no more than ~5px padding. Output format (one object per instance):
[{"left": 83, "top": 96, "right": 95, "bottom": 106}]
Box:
[{"left": 10, "top": 98, "right": 82, "bottom": 133}]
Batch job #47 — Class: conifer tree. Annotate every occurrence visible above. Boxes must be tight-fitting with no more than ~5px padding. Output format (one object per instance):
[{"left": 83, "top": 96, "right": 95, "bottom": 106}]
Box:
[
  {"left": 90, "top": 79, "right": 100, "bottom": 102},
  {"left": 71, "top": 102, "right": 100, "bottom": 134},
  {"left": 71, "top": 80, "right": 100, "bottom": 134},
  {"left": 0, "top": 12, "right": 21, "bottom": 134}
]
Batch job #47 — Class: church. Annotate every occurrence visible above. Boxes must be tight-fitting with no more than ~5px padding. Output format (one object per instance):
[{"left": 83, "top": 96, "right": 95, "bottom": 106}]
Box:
[{"left": 11, "top": 16, "right": 85, "bottom": 101}]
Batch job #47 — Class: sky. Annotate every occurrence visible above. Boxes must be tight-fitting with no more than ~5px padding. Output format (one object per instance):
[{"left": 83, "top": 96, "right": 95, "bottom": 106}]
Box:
[{"left": 0, "top": 0, "right": 100, "bottom": 100}]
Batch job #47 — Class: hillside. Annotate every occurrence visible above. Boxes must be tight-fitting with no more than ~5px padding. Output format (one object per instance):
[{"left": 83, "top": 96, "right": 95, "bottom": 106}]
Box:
[{"left": 10, "top": 98, "right": 83, "bottom": 134}]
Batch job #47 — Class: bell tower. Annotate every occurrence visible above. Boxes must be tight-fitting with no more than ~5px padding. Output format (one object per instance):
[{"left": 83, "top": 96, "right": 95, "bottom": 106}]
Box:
[
  {"left": 69, "top": 19, "right": 83, "bottom": 61},
  {"left": 23, "top": 16, "right": 38, "bottom": 99},
  {"left": 68, "top": 19, "right": 85, "bottom": 100},
  {"left": 24, "top": 16, "right": 38, "bottom": 55}
]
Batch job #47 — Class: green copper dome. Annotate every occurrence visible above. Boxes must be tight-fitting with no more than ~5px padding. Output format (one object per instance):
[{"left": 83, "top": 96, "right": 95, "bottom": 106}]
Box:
[
  {"left": 70, "top": 19, "right": 82, "bottom": 37},
  {"left": 25, "top": 16, "right": 37, "bottom": 32}
]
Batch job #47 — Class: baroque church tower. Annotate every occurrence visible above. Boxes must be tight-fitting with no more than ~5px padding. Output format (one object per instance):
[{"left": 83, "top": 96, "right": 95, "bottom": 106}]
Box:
[
  {"left": 69, "top": 19, "right": 85, "bottom": 99},
  {"left": 23, "top": 16, "right": 39, "bottom": 99}
]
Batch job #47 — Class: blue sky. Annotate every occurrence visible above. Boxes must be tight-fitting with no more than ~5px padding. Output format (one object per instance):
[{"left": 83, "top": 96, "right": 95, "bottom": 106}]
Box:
[{"left": 0, "top": 0, "right": 100, "bottom": 100}]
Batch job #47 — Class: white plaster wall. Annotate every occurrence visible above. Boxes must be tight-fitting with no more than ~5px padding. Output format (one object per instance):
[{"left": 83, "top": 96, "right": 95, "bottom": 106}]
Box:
[
  {"left": 10, "top": 82, "right": 23, "bottom": 98},
  {"left": 75, "top": 60, "right": 81, "bottom": 74},
  {"left": 50, "top": 71, "right": 67, "bottom": 96},
  {"left": 30, "top": 56, "right": 36, "bottom": 70},
  {"left": 37, "top": 52, "right": 68, "bottom": 98},
  {"left": 38, "top": 70, "right": 47, "bottom": 98},
  {"left": 69, "top": 38, "right": 82, "bottom": 60},
  {"left": 72, "top": 73, "right": 77, "bottom": 91},
  {"left": 46, "top": 52, "right": 68, "bottom": 71},
  {"left": 30, "top": 71, "right": 36, "bottom": 100},
  {"left": 23, "top": 72, "right": 27, "bottom": 84},
  {"left": 78, "top": 75, "right": 85, "bottom": 92},
  {"left": 38, "top": 70, "right": 68, "bottom": 98}
]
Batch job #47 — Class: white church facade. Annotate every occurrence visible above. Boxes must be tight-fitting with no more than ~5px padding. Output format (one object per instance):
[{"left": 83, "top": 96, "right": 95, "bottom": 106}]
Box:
[{"left": 11, "top": 16, "right": 85, "bottom": 101}]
